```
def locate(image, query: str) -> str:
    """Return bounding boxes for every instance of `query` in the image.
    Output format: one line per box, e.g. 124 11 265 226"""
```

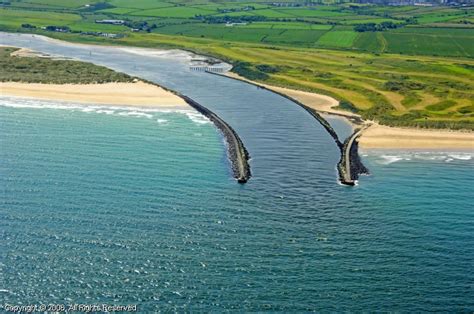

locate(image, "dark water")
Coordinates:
1 33 473 311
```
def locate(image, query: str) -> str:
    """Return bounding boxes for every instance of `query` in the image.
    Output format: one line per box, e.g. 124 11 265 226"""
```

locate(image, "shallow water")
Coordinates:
1 33 473 311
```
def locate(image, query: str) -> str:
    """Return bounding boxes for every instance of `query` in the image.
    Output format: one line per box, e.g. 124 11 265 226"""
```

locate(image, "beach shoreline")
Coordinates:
0 81 188 108
224 72 473 151
359 123 473 150
2 38 472 150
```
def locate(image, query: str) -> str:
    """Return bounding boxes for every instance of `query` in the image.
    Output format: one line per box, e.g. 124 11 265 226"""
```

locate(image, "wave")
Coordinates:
372 151 473 165
448 154 472 161
0 96 210 126
378 155 409 165
184 111 211 125
95 109 114 115
117 111 153 119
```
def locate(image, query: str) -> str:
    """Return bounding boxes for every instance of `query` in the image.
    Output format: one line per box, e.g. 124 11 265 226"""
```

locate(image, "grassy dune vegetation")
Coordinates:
0 47 133 83
0 0 473 129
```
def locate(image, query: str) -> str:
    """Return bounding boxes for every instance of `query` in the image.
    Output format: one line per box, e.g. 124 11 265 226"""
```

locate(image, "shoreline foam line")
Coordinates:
180 95 251 183
213 71 368 186
1 42 251 183
0 93 251 183
138 78 252 184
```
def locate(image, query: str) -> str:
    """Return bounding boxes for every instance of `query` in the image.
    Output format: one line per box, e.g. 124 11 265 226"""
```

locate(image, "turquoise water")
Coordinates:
1 33 473 311
1 99 473 312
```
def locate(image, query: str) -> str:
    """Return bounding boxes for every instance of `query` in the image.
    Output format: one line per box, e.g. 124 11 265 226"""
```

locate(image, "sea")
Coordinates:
1 33 473 312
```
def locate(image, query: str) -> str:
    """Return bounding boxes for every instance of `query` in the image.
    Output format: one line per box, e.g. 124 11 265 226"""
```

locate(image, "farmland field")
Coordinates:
0 0 472 129
275 8 351 17
239 22 332 30
130 7 214 18
0 9 81 29
99 8 138 15
353 32 383 52
11 0 92 8
108 0 173 9
382 30 474 57
317 30 359 47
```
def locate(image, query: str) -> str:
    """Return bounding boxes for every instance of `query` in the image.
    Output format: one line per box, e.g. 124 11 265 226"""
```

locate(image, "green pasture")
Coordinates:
196 3 270 10
275 8 350 18
238 22 332 30
340 18 403 25
382 31 474 57
131 6 214 18
263 29 328 45
214 11 258 17
317 30 359 47
0 8 80 28
98 8 138 15
68 21 128 32
8 0 91 8
108 0 173 9
153 23 328 45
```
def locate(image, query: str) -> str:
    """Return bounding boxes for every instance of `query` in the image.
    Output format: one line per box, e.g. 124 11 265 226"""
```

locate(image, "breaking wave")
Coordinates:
0 96 210 126
372 151 473 165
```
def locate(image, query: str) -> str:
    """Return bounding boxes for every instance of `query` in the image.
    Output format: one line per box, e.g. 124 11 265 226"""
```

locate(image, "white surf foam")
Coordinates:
379 155 407 165
96 109 115 115
448 154 472 161
1 96 212 126
370 151 474 165
117 111 153 119
184 111 211 125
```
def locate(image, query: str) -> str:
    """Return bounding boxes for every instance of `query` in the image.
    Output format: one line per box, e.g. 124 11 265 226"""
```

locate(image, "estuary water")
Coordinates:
1 33 473 311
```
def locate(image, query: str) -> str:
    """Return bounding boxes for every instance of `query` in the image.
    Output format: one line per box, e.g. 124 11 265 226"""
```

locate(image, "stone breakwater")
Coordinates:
181 95 251 183
214 72 369 186
146 72 367 185
140 78 251 183
338 126 370 185
286 101 369 186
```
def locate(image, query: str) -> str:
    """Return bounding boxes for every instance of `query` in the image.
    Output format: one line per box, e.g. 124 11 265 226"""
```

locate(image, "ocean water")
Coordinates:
1 98 473 312
1 33 473 311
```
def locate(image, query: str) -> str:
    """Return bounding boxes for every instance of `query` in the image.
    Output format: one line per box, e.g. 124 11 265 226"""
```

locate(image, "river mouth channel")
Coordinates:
1 32 353 187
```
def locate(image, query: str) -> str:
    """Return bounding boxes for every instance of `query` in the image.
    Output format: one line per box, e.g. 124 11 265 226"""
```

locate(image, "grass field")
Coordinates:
108 0 173 9
317 30 359 47
1 3 472 56
382 29 474 57
0 0 473 129
237 22 332 30
131 7 214 18
11 0 92 9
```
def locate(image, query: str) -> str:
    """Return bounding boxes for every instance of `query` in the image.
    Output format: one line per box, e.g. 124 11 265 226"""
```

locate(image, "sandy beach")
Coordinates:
225 72 473 150
359 123 474 150
0 81 188 107
225 72 352 116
